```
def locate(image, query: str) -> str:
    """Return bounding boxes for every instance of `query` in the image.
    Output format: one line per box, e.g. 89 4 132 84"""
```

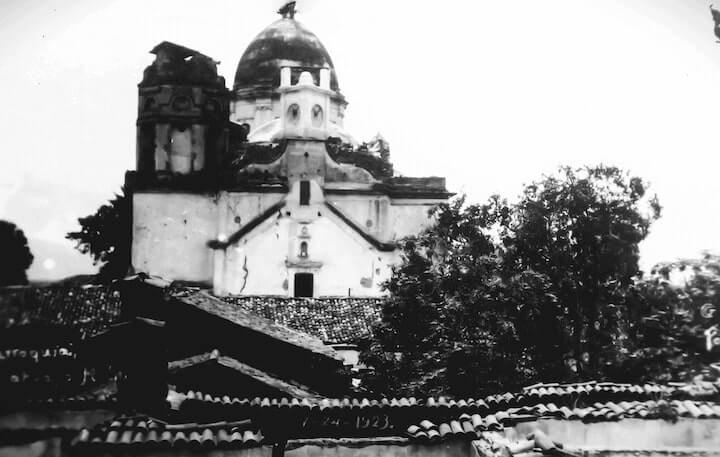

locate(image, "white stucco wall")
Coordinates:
132 192 217 282
326 195 391 241
213 181 399 297
214 192 398 297
507 418 720 451
217 192 286 239
132 183 441 296
132 191 286 284
328 196 442 242
388 200 443 240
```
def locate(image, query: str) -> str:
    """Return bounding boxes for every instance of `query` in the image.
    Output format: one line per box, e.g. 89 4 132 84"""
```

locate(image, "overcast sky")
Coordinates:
1 0 719 280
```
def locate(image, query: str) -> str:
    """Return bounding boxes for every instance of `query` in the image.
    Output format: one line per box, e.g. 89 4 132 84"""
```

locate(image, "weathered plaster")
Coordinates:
328 195 441 242
133 191 287 284
214 194 398 296
388 199 443 241
134 175 436 296
132 192 218 282
68 446 272 457
286 441 471 457
506 418 720 450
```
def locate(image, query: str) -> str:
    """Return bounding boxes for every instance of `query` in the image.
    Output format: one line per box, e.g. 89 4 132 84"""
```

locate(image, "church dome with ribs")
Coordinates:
233 16 340 93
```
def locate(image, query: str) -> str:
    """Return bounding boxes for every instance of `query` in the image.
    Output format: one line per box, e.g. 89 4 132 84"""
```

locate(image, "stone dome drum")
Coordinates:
233 17 340 93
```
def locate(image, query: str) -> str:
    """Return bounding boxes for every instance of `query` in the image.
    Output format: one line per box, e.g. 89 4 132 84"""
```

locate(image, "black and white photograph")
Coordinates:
1 1 720 456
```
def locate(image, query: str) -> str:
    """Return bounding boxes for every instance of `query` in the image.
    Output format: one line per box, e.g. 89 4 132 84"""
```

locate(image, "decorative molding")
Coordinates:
285 260 323 269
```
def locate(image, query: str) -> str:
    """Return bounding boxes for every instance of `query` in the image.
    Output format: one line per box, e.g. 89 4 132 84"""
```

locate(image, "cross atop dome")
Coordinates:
277 1 297 19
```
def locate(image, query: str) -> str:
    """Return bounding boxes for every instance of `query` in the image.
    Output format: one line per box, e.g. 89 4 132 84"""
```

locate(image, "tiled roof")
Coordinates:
210 293 383 344
0 285 124 403
172 390 423 414
45 380 720 450
519 380 720 399
72 416 264 449
0 285 123 340
172 381 720 416
170 289 343 360
166 381 720 439
405 399 720 443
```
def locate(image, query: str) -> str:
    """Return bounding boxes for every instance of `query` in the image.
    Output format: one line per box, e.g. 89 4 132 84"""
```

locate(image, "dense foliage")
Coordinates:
360 196 543 396
622 253 720 382
502 166 661 381
361 165 665 397
0 220 34 286
66 187 131 283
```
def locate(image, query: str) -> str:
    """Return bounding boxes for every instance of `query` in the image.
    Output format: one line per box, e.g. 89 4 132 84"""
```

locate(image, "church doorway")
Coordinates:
294 273 314 297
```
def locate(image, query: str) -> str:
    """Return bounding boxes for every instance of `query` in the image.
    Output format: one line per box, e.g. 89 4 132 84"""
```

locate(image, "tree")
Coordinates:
501 165 661 381
0 220 34 286
360 196 545 397
66 187 131 282
621 253 720 382
360 165 661 396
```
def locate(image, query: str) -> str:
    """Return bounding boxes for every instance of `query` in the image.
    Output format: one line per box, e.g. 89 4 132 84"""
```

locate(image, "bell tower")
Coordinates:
136 42 229 177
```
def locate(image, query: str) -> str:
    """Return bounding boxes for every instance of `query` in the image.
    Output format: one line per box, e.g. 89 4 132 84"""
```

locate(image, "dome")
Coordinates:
233 17 340 93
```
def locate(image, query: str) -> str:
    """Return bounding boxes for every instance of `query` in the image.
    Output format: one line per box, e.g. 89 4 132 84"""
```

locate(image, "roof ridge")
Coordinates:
171 289 343 361
323 201 396 252
208 200 286 250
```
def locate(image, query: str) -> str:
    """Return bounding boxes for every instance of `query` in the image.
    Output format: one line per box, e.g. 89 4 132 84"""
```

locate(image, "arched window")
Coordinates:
299 241 308 258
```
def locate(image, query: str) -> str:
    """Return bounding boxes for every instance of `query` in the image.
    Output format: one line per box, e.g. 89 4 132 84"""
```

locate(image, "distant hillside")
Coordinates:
26 237 97 282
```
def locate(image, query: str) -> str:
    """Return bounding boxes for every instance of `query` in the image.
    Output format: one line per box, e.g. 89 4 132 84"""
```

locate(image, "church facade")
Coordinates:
128 6 451 298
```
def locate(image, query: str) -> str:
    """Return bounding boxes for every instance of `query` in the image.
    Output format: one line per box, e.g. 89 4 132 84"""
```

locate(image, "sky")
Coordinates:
0 0 719 280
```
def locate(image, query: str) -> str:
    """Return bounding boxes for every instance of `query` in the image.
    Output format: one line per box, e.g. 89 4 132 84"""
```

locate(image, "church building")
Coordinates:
5 4 720 457
129 2 451 298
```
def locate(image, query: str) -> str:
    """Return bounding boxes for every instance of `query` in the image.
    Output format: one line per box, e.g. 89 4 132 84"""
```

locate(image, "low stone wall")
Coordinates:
506 418 720 451
562 446 720 457
72 447 272 457
286 438 471 457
